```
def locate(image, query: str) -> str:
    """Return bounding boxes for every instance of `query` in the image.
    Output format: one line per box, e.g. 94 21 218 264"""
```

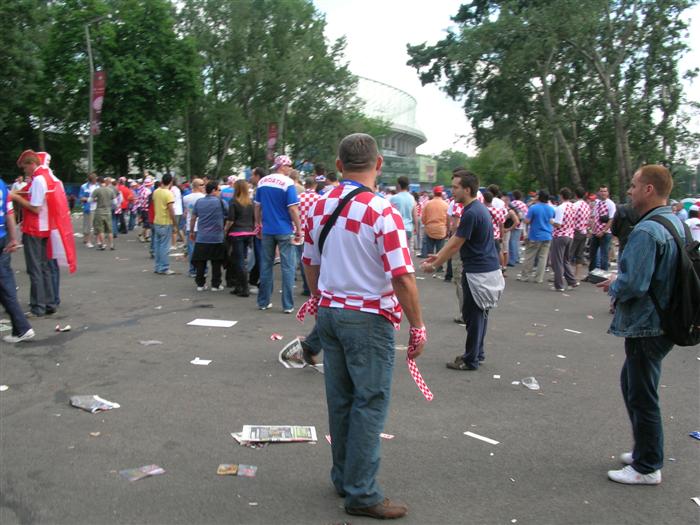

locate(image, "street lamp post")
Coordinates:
85 23 95 176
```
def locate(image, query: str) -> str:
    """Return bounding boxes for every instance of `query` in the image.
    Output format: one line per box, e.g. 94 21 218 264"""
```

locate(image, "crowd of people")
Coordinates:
1 138 697 520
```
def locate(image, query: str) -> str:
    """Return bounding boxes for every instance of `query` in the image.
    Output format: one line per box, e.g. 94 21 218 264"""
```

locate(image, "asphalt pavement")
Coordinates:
1 223 698 525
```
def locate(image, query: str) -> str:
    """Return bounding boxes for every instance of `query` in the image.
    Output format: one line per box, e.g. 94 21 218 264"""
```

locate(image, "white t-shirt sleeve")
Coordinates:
29 176 48 207
553 204 565 225
607 200 616 219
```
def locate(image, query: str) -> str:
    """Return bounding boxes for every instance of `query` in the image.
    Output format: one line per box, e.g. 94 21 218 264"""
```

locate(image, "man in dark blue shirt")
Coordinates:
421 170 504 370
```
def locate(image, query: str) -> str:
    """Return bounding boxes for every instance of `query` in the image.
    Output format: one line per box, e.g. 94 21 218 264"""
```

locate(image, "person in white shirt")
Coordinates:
170 177 185 247
686 205 700 242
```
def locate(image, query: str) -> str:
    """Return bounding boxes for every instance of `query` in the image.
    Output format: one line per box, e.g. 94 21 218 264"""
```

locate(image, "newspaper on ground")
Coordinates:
187 319 237 328
278 338 324 374
70 395 120 413
237 465 258 478
230 432 268 448
119 464 165 481
240 425 317 443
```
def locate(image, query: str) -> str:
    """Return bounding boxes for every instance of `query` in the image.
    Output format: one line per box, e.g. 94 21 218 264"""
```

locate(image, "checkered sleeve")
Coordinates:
377 204 414 278
302 199 322 266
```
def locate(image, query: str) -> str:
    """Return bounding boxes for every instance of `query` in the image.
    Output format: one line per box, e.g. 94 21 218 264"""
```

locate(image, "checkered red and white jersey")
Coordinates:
477 190 484 203
417 195 429 217
447 199 464 218
487 205 507 240
591 199 615 235
511 199 528 229
298 190 320 224
553 202 576 238
572 199 591 234
302 184 414 328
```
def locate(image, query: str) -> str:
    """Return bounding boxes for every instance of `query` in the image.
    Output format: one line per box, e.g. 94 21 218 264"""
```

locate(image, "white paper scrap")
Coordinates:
511 381 520 385
0 385 8 392
692 497 700 507
463 431 499 445
190 357 212 365
564 329 582 334
187 319 238 328
493 375 501 379
556 355 567 359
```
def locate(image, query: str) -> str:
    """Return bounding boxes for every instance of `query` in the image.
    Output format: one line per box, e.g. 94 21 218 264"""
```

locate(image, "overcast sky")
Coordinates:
313 0 700 157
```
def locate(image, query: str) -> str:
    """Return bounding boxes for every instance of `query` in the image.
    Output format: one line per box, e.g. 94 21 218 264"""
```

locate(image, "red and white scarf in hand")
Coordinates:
296 295 319 323
406 326 433 401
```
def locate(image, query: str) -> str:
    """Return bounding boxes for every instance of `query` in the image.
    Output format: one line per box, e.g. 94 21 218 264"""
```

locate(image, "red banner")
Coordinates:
266 122 278 161
91 71 107 135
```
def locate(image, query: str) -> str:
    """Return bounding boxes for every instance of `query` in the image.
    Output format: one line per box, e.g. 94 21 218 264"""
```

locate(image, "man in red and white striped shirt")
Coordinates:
302 133 425 520
550 188 579 291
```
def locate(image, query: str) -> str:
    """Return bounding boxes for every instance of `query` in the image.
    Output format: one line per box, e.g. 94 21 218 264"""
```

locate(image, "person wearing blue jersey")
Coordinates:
0 178 34 343
254 155 302 313
79 172 98 247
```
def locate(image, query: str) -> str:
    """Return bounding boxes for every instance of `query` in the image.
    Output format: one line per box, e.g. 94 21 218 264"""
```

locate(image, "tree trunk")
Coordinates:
539 70 582 188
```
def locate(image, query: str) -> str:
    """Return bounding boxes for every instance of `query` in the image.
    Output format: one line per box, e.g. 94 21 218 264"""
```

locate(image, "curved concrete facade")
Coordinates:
356 77 427 156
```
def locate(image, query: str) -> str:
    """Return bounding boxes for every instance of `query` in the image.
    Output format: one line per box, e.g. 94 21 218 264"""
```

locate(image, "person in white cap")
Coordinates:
254 154 302 312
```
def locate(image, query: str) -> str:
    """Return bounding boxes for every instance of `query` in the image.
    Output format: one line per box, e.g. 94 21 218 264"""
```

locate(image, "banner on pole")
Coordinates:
266 123 278 162
91 71 107 135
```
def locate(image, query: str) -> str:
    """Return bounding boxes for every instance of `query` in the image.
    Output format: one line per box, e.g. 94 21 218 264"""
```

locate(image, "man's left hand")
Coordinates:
3 240 19 253
596 277 615 293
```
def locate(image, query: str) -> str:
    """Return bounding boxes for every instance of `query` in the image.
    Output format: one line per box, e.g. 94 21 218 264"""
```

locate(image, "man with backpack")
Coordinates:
597 164 696 485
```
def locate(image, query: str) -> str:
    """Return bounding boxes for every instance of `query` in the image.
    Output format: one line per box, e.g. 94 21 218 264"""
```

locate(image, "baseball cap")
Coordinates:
271 155 292 171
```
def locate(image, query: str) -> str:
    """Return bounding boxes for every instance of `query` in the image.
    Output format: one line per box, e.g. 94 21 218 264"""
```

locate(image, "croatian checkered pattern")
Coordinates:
302 184 414 328
418 195 429 217
487 205 507 240
407 356 433 401
448 199 464 219
553 202 576 238
134 186 151 211
592 199 611 235
298 190 320 224
573 200 591 234
511 199 528 230
296 295 319 323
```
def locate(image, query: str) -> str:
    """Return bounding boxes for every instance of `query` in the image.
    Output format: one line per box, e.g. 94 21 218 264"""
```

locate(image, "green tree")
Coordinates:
407 0 696 199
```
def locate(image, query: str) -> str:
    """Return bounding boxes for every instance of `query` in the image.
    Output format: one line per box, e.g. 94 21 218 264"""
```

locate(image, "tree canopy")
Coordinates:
0 0 385 182
408 0 699 197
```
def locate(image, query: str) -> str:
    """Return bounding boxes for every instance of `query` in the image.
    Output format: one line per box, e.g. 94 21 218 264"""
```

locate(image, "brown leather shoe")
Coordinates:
345 498 408 519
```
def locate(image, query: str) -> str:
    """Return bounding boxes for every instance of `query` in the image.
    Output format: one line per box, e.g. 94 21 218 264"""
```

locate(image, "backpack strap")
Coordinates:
318 186 373 255
645 214 690 316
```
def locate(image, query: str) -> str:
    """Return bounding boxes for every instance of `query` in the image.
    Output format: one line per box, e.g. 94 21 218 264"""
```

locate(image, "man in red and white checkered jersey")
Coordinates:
589 185 616 272
302 133 425 520
296 177 321 296
570 187 591 279
484 191 507 255
550 188 579 291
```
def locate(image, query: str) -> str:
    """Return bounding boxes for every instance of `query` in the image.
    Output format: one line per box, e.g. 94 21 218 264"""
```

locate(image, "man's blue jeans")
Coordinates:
509 228 522 265
0 236 32 336
424 236 445 269
588 232 612 271
153 224 172 273
317 307 395 509
258 234 295 310
621 336 673 474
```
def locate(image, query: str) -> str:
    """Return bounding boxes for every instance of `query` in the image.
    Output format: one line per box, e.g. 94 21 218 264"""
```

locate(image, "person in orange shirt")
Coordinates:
421 186 449 272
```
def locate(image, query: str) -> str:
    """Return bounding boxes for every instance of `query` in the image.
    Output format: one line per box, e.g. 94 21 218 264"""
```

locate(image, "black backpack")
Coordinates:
647 215 700 346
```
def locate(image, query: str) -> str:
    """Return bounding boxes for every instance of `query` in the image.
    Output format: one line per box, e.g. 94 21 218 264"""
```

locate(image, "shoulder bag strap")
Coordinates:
318 186 372 255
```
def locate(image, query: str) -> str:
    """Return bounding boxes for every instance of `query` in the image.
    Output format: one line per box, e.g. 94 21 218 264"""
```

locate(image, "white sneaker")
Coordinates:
3 328 35 343
211 285 224 291
196 286 208 292
259 303 272 310
620 452 633 465
86 243 94 248
607 465 661 485
283 308 294 314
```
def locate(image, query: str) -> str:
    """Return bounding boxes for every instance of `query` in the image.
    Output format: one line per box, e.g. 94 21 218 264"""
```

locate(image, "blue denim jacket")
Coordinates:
608 206 685 338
